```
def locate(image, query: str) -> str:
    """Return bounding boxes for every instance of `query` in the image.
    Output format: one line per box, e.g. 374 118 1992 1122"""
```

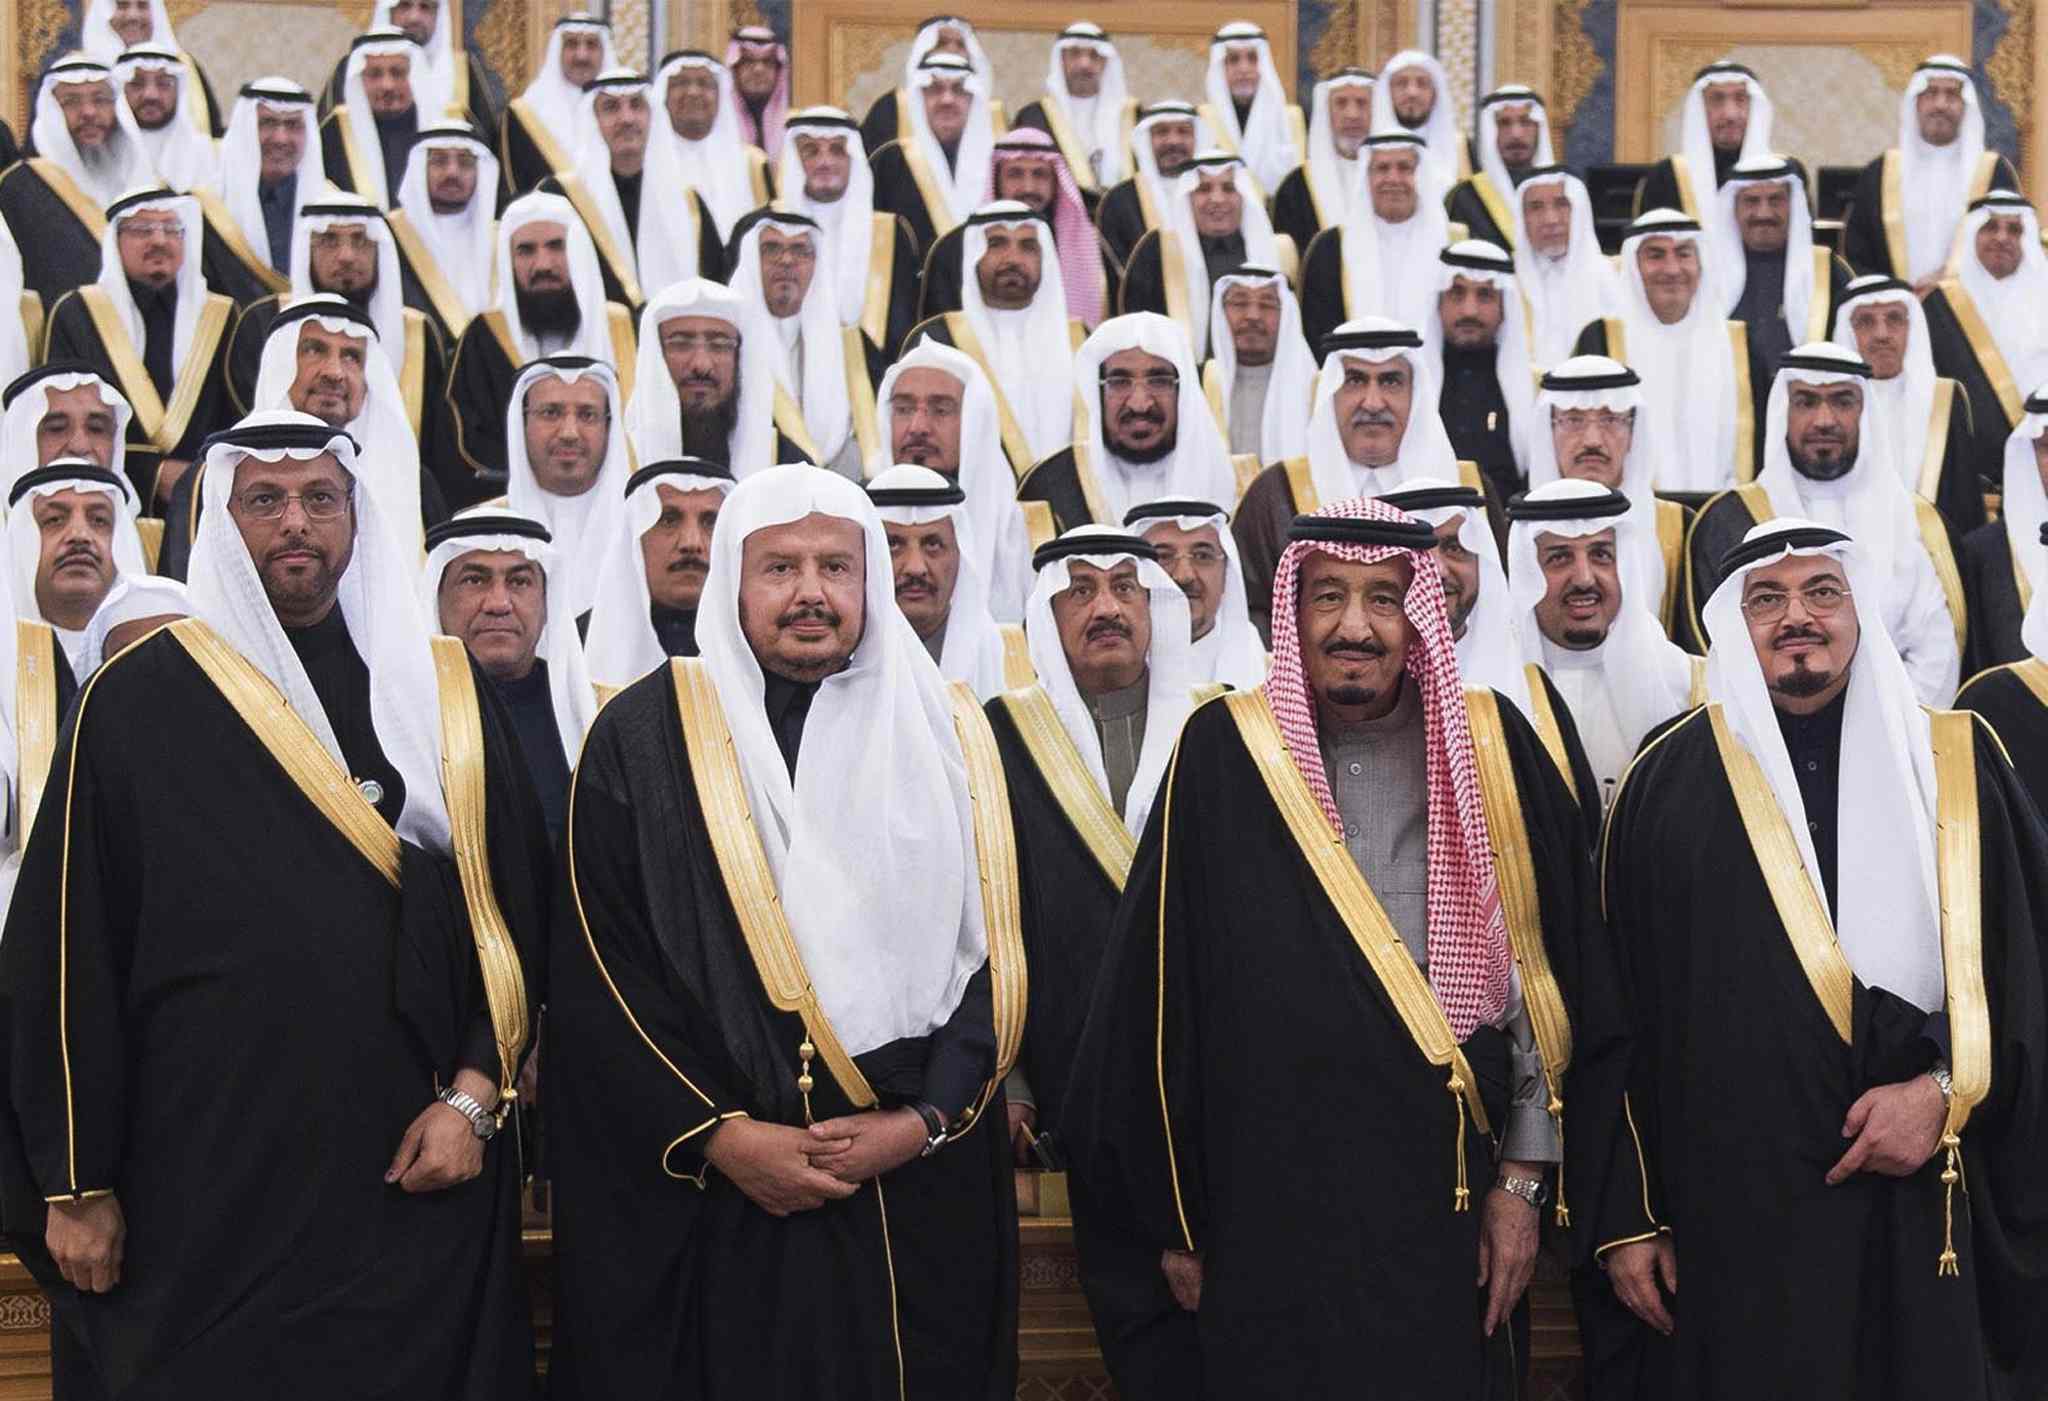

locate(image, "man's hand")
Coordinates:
1007 1101 1038 1166
705 1118 861 1216
1477 1163 1543 1336
47 1195 124 1294
1161 1249 1203 1311
1824 1074 1947 1185
1605 1235 1677 1335
385 1069 494 1193
806 1108 928 1184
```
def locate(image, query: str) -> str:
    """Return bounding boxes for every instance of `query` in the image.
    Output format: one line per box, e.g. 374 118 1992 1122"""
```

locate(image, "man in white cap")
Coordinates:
538 68 723 312
1507 479 1698 799
1510 166 1620 367
726 25 789 159
624 277 816 474
547 463 1024 1400
1921 188 2048 455
1372 49 1466 187
1446 85 1553 251
581 455 733 681
0 58 155 298
197 78 320 303
1013 22 1131 192
1712 155 1846 377
1234 317 1472 634
1297 131 1451 350
1423 241 1535 501
1957 514 2048 806
1270 68 1375 249
1576 208 1759 493
869 463 1025 698
389 119 499 337
1200 266 1315 462
422 505 597 840
870 338 1034 619
1599 515 2048 1401
1121 151 1290 358
723 210 858 474
115 42 216 195
1959 389 2046 672
1845 56 2016 287
44 189 235 513
984 522 1203 1400
905 201 1078 474
1636 61 1799 229
856 14 995 151
1066 495 1612 1400
1126 498 1266 688
1525 357 1690 638
650 50 774 244
868 50 997 257
80 0 222 131
1022 312 1243 537
776 106 923 359
1831 273 1984 532
1204 21 1302 194
444 193 634 494
1095 100 1213 271
8 457 150 674
320 28 425 209
499 12 614 194
0 410 546 1399
1686 344 1962 701
321 0 499 140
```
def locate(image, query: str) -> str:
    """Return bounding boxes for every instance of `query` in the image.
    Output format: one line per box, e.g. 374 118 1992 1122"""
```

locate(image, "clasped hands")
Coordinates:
706 1108 930 1217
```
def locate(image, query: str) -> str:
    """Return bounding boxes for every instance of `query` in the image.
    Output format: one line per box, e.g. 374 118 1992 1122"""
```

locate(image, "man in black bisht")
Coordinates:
1065 496 1631 1398
546 465 1022 1399
1956 520 2048 811
0 410 547 1398
1597 517 2048 1401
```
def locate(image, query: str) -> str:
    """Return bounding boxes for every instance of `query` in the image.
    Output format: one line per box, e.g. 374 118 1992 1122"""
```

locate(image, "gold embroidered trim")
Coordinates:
606 303 638 404
399 311 426 433
77 288 231 452
1805 247 1834 345
861 213 896 348
193 188 289 295
1601 316 1628 365
1667 153 1699 220
1913 496 1969 656
1920 378 1957 503
1153 725 1196 1250
15 622 57 854
1154 229 1192 332
947 682 1027 1087
1283 455 1317 513
1520 664 1580 807
1066 433 1117 526
898 136 960 239
770 382 823 464
844 325 882 467
1471 172 1513 249
1881 150 1909 279
998 624 1035 688
998 684 1134 890
1036 92 1099 194
1930 708 1989 1276
1728 320 1756 483
556 171 645 308
936 311 1036 479
1018 500 1057 554
1655 499 1685 634
133 518 164 573
507 97 574 179
1938 279 2023 425
1202 358 1228 439
27 161 106 242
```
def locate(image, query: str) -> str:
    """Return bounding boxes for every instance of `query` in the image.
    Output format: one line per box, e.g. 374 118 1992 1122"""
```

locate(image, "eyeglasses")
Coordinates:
759 241 817 264
1150 544 1225 569
1739 583 1851 622
118 220 185 240
1100 370 1179 396
662 332 741 356
1551 409 1633 434
523 403 610 427
233 487 349 520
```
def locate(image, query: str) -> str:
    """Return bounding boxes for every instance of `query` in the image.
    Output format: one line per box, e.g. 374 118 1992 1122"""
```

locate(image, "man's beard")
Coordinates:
516 284 583 339
680 381 741 456
315 274 378 315
1789 442 1857 481
1106 422 1177 467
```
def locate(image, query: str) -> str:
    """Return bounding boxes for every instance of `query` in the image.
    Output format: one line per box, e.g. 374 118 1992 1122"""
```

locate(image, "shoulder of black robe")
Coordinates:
1269 165 1321 253
1680 488 1759 652
1928 376 1988 534
0 121 20 168
320 53 347 118
898 310 957 356
858 89 900 154
1632 158 1680 220
1572 318 1611 359
496 102 558 200
1959 520 2027 672
1297 225 1347 366
864 140 938 261
0 161 104 305
0 626 544 1396
1841 156 1891 277
1010 98 1051 134
1117 229 1165 319
1601 703 2048 1396
462 52 501 140
1956 662 2048 814
1016 448 1092 535
1095 178 1146 273
1230 459 1299 642
1921 283 2019 458
443 313 518 500
881 213 923 357
535 171 633 309
1060 689 1616 1385
545 660 1016 1400
196 206 280 309
1445 180 1510 251
225 293 283 415
317 109 357 196
915 222 965 321
186 56 226 138
1529 663 1605 853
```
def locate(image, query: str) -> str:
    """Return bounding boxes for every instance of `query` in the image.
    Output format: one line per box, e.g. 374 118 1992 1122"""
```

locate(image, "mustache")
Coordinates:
1348 408 1398 429
1452 317 1489 333
1085 617 1132 642
526 269 565 287
667 552 708 574
777 601 840 628
1774 625 1827 648
1572 445 1611 464
1322 636 1387 659
1563 585 1605 607
1115 406 1166 427
264 540 326 564
55 543 101 567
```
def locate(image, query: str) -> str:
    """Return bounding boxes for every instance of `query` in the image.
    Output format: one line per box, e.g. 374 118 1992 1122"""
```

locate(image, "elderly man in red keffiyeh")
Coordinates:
1064 494 1636 1400
986 127 1107 328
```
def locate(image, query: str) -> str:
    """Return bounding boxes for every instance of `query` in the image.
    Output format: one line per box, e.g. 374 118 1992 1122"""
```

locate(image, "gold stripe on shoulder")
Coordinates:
1929 706 1989 1274
1599 705 1708 918
946 682 1027 1106
15 621 58 852
1912 496 1968 656
154 295 233 454
1520 664 1579 807
998 684 1134 890
1283 456 1317 513
1920 378 1956 504
77 286 168 442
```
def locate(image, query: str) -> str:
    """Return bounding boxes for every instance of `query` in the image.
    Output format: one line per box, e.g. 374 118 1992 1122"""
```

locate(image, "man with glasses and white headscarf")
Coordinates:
706 212 851 475
1423 241 1535 502
1446 86 1552 251
45 189 235 514
1297 131 1452 351
1372 49 1467 188
1958 387 2048 672
320 0 498 141
115 43 216 195
1831 273 1984 533
1686 343 1962 701
538 67 723 314
1096 100 1215 272
1204 21 1302 195
776 106 923 360
581 455 733 681
1127 498 1266 689
1066 494 1622 1399
81 0 222 132
1921 189 2048 457
1271 68 1375 249
547 463 1024 1400
499 11 614 195
197 78 318 304
1013 22 1131 193
1845 56 2016 287
1021 312 1243 537
1121 151 1289 358
1511 167 1619 368
490 354 630 621
624 277 817 474
856 14 996 151
1598 514 2048 1401
0 408 548 1401
1712 155 1848 381
868 463 1026 699
651 50 774 245
1200 266 1315 462
1235 317 1477 635
320 28 425 209
1636 61 1800 232
388 119 498 337
869 51 997 258
0 57 155 298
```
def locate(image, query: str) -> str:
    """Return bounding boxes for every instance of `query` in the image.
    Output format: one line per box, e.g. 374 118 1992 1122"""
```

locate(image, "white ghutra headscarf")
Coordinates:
1371 49 1461 190
1125 497 1266 689
1305 318 1459 505
395 121 499 323
1203 22 1297 194
502 355 631 621
518 14 617 151
1044 22 1129 187
870 464 1010 700
1475 86 1552 196
1376 477 1526 711
337 28 423 207
1898 56 1986 283
210 78 318 274
31 57 153 208
775 108 875 330
1952 191 2048 397
581 456 733 689
958 201 1074 463
1830 275 1938 497
1207 267 1315 463
1613 208 1740 493
1509 167 1620 367
115 43 217 193
1073 313 1239 523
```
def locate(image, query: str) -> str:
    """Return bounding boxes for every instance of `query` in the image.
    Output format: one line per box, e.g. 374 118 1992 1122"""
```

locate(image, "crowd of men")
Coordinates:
0 6 2037 1399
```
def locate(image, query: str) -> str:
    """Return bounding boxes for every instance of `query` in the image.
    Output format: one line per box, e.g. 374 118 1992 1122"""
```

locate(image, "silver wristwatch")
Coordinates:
439 1086 498 1141
1928 1061 1954 1109
1496 1172 1545 1210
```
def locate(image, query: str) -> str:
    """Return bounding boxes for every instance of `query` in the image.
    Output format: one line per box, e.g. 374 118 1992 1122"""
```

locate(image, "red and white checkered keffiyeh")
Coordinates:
988 128 1105 328
1263 495 1512 1040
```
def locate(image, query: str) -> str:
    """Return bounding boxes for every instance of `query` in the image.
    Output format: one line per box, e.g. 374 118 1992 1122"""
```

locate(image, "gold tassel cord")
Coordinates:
1937 1133 1965 1278
1450 1073 1472 1212
797 1040 816 1126
1548 1078 1571 1228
